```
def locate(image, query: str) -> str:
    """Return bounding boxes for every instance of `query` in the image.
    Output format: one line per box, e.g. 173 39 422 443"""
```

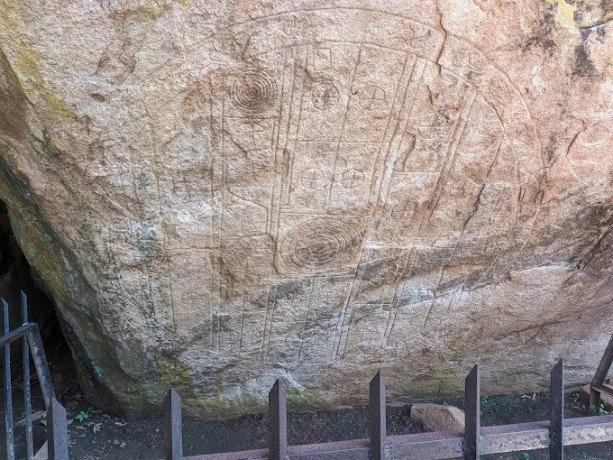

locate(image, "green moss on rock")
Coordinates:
156 355 192 389
286 385 326 412
183 393 265 420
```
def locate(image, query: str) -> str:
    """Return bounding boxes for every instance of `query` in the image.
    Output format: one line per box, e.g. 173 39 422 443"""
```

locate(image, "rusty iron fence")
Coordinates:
163 363 613 460
1 293 69 460
3 294 613 459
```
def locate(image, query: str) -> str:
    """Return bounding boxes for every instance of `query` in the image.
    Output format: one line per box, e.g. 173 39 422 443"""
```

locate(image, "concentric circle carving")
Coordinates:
228 70 277 113
280 219 361 271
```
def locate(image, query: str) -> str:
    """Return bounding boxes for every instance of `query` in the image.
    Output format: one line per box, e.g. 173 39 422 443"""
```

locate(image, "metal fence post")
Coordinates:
2 298 15 460
464 365 480 460
550 359 564 460
164 388 183 460
269 379 287 460
48 397 69 460
590 334 613 411
25 323 56 407
22 292 34 460
369 371 386 460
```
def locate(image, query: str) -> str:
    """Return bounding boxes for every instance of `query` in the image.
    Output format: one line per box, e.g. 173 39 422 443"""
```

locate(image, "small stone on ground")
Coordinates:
410 403 465 432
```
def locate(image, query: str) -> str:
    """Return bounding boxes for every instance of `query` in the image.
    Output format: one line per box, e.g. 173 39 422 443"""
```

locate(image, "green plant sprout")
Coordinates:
75 407 92 423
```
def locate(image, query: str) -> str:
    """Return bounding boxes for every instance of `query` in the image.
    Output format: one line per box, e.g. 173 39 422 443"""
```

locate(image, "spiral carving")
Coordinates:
228 70 277 113
280 219 361 271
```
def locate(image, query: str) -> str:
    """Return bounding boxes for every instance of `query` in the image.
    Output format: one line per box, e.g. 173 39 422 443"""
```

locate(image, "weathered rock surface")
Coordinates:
0 0 612 418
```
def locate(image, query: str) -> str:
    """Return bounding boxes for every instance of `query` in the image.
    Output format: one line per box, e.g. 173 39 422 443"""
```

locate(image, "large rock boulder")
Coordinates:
0 0 611 418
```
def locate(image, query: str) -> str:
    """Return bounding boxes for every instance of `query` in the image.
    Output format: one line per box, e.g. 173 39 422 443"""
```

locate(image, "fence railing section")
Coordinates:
163 361 613 460
1 293 68 460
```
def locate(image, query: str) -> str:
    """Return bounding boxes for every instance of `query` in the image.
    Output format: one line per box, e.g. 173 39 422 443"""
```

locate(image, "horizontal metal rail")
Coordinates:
181 416 613 460
0 323 32 347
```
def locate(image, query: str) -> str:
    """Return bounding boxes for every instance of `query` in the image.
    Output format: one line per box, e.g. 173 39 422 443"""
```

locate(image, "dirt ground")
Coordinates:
2 346 613 460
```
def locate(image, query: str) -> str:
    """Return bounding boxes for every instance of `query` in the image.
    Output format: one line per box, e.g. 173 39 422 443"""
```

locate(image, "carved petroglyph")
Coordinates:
311 81 340 110
4 0 611 417
279 218 362 274
227 69 278 114
159 7 546 364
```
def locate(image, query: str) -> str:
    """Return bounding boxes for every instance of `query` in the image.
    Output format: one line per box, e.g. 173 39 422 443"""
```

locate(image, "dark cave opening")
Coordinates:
0 199 79 400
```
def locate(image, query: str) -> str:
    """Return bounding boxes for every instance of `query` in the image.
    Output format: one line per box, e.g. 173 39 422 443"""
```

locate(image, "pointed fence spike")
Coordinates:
164 388 183 460
268 379 287 460
464 365 480 460
21 291 28 325
369 371 386 460
48 398 69 460
550 359 564 460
